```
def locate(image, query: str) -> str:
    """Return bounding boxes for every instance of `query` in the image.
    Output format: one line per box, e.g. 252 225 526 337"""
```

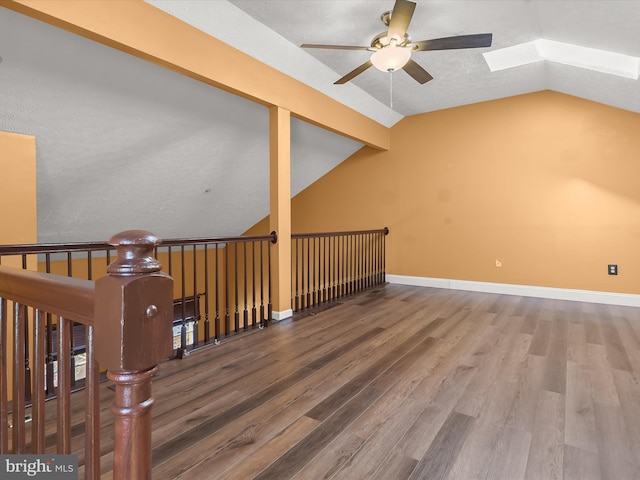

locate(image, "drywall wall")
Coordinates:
276 91 640 295
0 131 37 250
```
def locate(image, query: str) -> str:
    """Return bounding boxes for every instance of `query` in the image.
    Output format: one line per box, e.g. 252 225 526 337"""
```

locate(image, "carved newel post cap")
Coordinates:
107 230 162 275
95 230 173 372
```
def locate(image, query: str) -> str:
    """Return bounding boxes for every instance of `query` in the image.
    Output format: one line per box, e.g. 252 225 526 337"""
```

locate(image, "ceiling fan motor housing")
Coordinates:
371 31 412 50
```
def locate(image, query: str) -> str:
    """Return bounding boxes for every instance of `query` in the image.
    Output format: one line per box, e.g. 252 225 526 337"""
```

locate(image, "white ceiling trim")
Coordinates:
146 0 403 127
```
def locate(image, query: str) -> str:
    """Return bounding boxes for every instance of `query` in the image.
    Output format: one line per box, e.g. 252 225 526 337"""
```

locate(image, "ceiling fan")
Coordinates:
301 0 492 85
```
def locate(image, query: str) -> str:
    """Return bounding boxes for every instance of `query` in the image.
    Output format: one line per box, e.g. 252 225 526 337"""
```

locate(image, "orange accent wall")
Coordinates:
0 130 37 401
280 91 640 295
0 131 37 249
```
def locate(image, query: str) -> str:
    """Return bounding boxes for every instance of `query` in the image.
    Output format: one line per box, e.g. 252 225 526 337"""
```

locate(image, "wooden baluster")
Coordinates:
13 302 26 453
294 239 299 312
234 243 240 333
57 316 71 453
322 237 327 303
214 244 220 343
383 227 389 283
180 245 187 356
0 297 7 453
267 233 274 325
203 244 210 343
32 309 45 453
251 241 257 327
224 244 230 336
243 242 248 330
192 244 199 348
311 238 316 306
84 324 100 480
260 241 265 325
94 231 173 480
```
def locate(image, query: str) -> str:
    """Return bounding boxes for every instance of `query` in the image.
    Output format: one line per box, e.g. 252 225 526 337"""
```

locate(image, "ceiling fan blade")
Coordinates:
335 60 373 84
387 0 416 41
413 33 493 51
402 59 433 84
301 44 370 51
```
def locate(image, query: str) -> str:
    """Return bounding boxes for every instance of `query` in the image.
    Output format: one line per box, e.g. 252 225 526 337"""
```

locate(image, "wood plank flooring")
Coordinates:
84 284 640 479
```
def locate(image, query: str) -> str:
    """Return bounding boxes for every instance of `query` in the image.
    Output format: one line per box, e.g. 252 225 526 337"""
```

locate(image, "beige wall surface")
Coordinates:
286 91 640 295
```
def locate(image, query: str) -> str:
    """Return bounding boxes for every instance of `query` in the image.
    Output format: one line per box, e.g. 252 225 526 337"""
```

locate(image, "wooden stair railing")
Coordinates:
0 230 173 479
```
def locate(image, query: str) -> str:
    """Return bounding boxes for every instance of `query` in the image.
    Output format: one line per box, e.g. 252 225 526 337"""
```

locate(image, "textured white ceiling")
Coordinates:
2 1 640 243
220 0 640 116
0 6 362 243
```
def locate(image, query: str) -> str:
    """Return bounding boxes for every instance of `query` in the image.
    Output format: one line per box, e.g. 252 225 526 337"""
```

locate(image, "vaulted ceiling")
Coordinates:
1 1 639 243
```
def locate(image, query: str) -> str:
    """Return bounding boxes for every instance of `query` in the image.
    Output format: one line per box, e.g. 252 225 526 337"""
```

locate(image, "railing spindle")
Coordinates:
180 245 187 356
243 243 248 330
225 244 230 336
84 324 100 479
12 302 26 453
204 244 210 343
234 244 239 333
294 239 299 311
251 242 257 327
32 309 46 453
322 237 327 303
311 238 316 306
45 310 54 398
87 250 93 280
383 227 388 283
260 240 265 325
193 244 199 348
267 236 272 325
22 304 32 404
57 316 72 453
215 244 221 342
308 238 312 307
0 297 8 453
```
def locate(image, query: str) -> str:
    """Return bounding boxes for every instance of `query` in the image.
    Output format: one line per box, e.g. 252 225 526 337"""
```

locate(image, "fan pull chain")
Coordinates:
389 70 393 110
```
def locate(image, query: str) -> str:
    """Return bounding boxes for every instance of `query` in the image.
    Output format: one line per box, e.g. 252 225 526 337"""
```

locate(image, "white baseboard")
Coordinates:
272 309 293 321
386 274 640 308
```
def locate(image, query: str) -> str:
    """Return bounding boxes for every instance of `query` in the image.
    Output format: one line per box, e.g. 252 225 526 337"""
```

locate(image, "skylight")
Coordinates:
483 39 640 79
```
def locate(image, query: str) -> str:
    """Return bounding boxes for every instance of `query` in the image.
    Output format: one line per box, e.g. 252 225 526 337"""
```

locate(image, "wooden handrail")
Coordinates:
0 230 174 479
291 227 389 239
0 232 278 255
0 265 94 325
0 232 278 352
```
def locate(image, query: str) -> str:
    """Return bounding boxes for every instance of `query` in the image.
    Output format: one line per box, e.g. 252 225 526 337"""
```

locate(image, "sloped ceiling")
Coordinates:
200 0 640 116
1 1 639 243
0 5 363 243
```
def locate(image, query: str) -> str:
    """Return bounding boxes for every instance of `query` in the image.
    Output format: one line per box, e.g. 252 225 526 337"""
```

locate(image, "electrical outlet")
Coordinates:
608 264 618 275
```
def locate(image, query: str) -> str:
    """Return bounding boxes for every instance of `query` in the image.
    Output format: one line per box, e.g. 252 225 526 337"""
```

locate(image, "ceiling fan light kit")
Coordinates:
301 0 492 85
370 42 412 72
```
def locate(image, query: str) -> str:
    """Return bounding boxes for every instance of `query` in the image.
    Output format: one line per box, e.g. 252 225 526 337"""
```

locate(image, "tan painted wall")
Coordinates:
0 130 37 401
0 131 37 248
273 91 640 295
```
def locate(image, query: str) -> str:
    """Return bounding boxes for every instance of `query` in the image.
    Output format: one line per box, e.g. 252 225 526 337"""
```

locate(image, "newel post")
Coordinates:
94 231 173 480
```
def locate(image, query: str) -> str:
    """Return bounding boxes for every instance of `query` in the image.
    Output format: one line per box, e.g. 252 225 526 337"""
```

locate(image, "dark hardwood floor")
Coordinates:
92 284 640 479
